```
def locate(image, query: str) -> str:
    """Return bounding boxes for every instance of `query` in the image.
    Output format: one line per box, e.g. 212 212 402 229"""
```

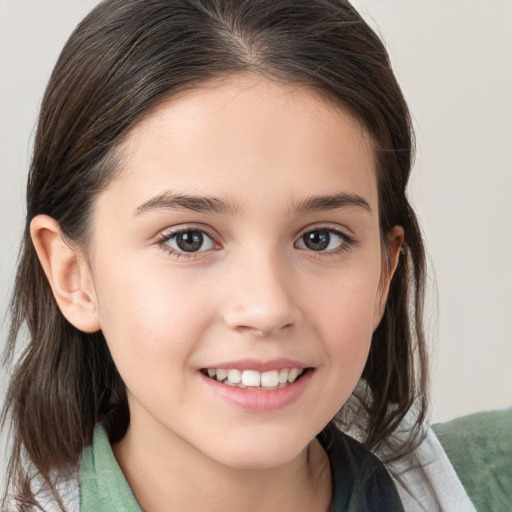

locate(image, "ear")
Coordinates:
372 225 404 330
30 215 101 333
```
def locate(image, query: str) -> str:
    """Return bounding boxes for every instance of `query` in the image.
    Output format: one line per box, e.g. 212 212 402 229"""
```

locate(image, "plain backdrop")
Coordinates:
1 0 511 485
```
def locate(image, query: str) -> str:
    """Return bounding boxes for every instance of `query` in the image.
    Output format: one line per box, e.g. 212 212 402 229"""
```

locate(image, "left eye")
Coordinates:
296 229 346 252
165 230 216 253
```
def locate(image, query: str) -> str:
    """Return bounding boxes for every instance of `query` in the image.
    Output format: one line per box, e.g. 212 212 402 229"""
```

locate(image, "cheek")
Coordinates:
309 262 381 332
305 265 380 378
91 258 213 382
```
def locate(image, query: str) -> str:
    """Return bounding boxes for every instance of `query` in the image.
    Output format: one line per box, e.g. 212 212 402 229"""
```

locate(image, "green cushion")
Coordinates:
433 409 512 512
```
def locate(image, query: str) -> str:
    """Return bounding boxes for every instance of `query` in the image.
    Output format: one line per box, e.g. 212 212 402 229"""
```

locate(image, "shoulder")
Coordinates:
2 473 80 512
319 423 395 480
318 424 404 512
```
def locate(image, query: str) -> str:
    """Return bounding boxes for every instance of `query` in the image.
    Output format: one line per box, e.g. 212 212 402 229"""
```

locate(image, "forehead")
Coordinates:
104 74 378 215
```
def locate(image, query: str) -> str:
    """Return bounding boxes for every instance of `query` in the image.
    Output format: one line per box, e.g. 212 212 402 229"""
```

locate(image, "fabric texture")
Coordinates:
77 424 404 512
318 425 404 511
433 409 512 512
4 407 478 511
2 475 80 512
365 407 477 512
79 426 140 511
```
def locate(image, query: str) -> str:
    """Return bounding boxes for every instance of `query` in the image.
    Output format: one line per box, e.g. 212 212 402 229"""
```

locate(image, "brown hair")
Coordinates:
2 0 428 506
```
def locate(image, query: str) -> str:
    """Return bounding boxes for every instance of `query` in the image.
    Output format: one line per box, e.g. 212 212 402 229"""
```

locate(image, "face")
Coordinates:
85 75 396 470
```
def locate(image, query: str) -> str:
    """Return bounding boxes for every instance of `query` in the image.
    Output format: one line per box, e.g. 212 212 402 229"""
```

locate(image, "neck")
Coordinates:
113 424 332 512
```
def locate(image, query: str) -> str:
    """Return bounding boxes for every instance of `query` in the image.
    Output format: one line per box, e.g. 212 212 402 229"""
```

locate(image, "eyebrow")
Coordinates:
135 192 241 216
135 191 371 217
294 193 371 213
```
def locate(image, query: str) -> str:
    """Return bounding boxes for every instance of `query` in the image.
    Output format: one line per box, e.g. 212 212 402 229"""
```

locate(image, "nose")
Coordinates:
222 251 303 337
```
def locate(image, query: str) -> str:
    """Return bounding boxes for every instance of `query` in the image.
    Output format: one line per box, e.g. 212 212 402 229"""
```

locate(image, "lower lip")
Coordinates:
200 370 313 412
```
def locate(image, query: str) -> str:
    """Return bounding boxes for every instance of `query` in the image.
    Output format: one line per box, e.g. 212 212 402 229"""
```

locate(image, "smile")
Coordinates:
200 365 314 411
201 368 305 390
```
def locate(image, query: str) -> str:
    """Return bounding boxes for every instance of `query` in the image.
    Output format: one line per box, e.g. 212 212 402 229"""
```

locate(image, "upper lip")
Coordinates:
201 358 310 372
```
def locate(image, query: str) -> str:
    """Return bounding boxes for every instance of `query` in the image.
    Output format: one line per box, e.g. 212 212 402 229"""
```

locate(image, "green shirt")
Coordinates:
79 424 403 512
80 427 141 511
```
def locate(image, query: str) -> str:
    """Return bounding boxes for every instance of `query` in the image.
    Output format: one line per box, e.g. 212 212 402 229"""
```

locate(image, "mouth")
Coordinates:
200 367 310 390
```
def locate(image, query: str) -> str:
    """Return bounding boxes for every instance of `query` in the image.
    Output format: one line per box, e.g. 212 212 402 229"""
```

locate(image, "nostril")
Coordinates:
229 322 294 337
223 303 303 337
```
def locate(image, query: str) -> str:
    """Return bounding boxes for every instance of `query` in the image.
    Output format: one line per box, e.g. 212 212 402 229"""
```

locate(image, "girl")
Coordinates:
1 0 475 510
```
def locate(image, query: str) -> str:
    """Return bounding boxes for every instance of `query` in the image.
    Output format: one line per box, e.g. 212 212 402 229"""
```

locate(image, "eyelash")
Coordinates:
295 226 356 257
156 226 219 260
156 225 356 260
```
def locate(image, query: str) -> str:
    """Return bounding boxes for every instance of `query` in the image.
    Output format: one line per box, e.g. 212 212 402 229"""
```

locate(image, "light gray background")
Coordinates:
1 0 511 483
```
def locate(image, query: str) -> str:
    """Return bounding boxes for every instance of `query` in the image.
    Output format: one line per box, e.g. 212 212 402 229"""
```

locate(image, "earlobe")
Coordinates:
372 225 405 329
30 215 101 333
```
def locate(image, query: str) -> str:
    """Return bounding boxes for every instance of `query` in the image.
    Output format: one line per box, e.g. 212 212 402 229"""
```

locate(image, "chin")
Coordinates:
215 451 303 472
202 431 313 471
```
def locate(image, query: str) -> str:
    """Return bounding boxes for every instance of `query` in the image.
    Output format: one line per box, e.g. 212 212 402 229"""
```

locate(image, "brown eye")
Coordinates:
176 231 204 252
303 230 330 251
296 229 346 252
165 230 216 253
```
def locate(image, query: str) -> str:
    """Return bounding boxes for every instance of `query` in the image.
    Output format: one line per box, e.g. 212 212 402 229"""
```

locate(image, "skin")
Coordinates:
31 74 403 511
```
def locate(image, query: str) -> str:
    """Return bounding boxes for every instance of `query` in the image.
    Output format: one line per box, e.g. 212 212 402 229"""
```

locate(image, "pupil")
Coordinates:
177 231 203 252
304 230 330 251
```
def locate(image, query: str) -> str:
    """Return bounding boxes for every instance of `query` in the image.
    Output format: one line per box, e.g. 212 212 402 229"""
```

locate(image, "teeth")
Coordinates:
205 367 305 389
261 370 279 387
227 369 242 384
241 370 260 387
278 369 289 384
288 368 300 382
